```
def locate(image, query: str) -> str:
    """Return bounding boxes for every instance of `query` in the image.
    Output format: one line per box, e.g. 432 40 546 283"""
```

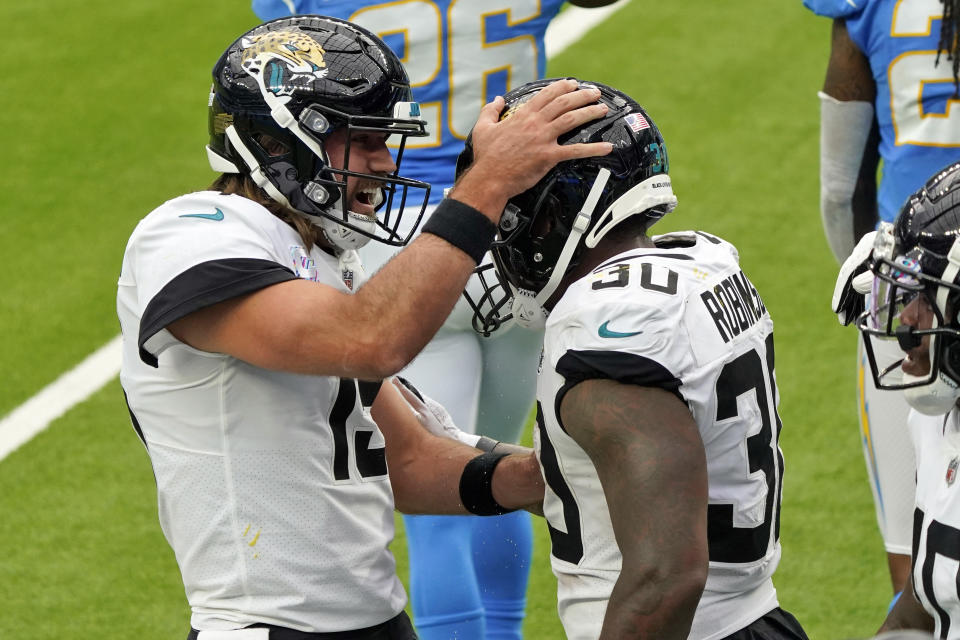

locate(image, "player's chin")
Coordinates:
902 353 932 377
348 202 377 218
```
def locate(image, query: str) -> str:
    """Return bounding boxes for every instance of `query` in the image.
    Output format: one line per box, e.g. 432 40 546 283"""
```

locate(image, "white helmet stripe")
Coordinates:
584 173 678 249
510 168 612 330
225 124 296 210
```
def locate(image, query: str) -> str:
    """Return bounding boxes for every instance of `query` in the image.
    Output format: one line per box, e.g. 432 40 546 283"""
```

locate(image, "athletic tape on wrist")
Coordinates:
475 436 501 453
459 452 516 516
421 198 496 265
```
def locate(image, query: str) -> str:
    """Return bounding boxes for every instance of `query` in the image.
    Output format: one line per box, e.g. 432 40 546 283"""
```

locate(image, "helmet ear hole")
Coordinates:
254 133 290 157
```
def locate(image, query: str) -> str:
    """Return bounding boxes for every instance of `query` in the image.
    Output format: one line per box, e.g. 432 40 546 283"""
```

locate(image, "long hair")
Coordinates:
208 173 323 249
939 0 960 95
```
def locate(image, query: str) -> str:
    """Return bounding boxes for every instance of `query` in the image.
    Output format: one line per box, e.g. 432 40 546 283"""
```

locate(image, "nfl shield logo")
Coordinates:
342 269 355 291
947 457 959 486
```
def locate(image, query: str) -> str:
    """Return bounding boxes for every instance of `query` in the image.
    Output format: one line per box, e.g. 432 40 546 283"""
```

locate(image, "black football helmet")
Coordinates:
857 162 960 415
459 78 677 335
207 15 430 250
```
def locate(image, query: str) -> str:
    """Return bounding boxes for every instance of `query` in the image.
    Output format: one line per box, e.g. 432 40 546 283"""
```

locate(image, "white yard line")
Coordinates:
0 0 631 463
545 0 631 59
0 335 122 461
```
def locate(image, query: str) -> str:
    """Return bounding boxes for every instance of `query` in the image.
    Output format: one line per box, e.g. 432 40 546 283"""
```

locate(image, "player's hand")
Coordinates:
392 377 482 448
832 229 878 325
453 79 613 216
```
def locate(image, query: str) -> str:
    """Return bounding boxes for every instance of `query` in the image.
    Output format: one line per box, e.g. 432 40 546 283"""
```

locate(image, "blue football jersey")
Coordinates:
252 0 567 205
804 0 960 222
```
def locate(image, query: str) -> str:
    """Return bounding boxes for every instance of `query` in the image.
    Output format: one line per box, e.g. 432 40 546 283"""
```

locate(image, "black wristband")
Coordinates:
459 452 516 516
421 198 497 265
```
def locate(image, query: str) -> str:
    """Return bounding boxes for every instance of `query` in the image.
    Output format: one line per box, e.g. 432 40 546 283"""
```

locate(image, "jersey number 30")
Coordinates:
539 332 784 566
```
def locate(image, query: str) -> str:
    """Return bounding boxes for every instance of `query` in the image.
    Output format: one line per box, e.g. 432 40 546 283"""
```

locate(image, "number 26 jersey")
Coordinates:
250 0 566 204
536 231 785 640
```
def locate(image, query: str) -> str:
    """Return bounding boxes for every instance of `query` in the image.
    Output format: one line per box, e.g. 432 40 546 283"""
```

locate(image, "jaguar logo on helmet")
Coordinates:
500 94 535 121
239 30 328 96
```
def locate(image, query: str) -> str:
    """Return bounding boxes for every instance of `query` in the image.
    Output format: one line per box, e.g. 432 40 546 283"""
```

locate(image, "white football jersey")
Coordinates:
909 408 960 639
117 191 405 632
536 231 783 640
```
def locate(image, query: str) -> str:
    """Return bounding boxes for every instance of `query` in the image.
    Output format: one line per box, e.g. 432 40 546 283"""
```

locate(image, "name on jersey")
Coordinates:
700 270 767 343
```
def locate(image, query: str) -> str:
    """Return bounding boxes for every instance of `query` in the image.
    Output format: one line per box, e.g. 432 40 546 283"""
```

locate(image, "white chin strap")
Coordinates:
904 239 960 415
904 371 960 415
511 168 611 330
318 212 376 251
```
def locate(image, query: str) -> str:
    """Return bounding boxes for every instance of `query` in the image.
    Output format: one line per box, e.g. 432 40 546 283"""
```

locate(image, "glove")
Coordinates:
392 377 482 448
831 229 877 325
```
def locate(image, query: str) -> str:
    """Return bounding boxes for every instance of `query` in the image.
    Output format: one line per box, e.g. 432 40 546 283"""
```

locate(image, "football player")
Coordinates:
838 162 960 638
460 78 807 640
247 2 621 638
804 0 960 597
117 16 612 639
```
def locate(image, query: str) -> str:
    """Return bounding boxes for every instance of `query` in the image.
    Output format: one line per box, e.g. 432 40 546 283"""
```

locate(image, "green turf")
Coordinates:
0 0 259 417
0 1 893 638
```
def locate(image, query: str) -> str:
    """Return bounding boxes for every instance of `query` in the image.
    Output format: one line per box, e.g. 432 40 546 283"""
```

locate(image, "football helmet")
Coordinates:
207 16 430 250
460 78 677 335
857 162 960 415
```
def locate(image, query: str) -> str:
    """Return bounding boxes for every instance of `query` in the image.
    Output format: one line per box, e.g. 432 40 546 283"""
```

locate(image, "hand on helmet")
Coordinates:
832 230 877 325
392 377 482 448
455 79 613 214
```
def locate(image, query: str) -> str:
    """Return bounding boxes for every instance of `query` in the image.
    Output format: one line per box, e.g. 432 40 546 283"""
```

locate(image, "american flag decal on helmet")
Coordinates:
624 112 650 132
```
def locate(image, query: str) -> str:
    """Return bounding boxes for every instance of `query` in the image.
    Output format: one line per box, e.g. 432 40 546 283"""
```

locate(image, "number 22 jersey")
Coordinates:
536 231 785 640
803 0 960 222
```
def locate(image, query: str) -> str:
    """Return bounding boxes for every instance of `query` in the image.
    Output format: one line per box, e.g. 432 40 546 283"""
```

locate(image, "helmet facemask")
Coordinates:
857 231 960 414
465 168 613 335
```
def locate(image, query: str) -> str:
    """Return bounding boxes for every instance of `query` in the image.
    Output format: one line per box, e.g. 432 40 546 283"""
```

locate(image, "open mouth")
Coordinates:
351 184 385 215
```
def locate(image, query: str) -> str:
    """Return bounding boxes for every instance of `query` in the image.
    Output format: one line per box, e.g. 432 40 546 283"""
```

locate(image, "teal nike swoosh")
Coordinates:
598 321 643 339
179 208 224 221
